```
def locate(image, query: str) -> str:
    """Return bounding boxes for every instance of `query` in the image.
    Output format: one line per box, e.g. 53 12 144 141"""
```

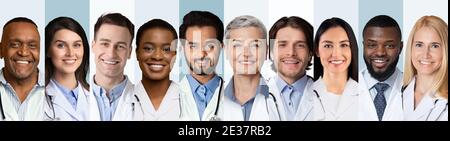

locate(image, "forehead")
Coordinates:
320 27 348 42
96 24 131 41
53 29 81 41
364 26 400 40
3 22 40 40
276 26 306 40
142 28 174 41
229 27 264 40
185 26 217 40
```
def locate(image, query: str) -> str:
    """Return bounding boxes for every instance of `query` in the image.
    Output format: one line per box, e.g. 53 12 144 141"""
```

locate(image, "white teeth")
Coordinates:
103 60 118 65
282 60 299 64
16 61 30 64
330 60 343 64
150 65 163 68
373 60 385 63
64 59 76 64
419 61 431 65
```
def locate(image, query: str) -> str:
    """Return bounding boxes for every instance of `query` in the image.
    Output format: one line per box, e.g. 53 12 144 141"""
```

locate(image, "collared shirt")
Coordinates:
363 68 400 102
93 76 128 121
0 69 45 121
186 75 221 119
51 79 79 110
275 75 308 120
224 76 269 121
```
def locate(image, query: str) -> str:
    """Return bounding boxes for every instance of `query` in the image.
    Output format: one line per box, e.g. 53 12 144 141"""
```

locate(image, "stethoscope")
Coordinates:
0 94 5 120
208 77 223 121
177 76 281 121
178 77 224 121
209 78 282 121
313 90 326 116
400 86 448 120
267 92 281 121
44 93 58 121
44 81 87 121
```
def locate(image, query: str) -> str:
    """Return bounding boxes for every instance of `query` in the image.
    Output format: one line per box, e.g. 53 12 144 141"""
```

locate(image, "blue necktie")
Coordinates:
374 83 389 121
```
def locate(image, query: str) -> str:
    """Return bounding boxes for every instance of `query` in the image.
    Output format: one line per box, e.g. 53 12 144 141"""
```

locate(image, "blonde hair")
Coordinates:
403 15 448 99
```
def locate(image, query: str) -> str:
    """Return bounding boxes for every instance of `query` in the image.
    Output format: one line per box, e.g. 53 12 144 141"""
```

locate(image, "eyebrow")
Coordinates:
55 40 82 43
99 38 111 42
321 40 333 44
339 40 350 44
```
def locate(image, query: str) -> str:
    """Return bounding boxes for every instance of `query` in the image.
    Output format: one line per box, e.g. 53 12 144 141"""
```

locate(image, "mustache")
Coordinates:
193 57 212 63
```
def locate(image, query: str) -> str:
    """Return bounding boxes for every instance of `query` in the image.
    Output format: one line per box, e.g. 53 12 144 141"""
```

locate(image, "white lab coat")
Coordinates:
267 75 315 121
402 77 448 121
102 80 135 121
219 77 280 121
311 77 359 121
358 69 404 121
0 85 45 121
132 81 180 121
178 76 224 121
44 80 100 121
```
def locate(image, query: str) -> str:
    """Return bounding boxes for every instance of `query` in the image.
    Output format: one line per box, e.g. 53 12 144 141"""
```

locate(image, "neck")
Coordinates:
233 74 260 105
191 73 215 84
141 76 171 110
94 73 125 92
54 71 77 90
280 72 305 85
323 71 348 95
415 74 434 94
3 69 38 102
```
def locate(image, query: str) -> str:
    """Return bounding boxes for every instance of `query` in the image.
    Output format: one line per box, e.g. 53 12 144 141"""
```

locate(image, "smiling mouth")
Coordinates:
419 60 432 65
238 60 256 65
281 60 300 64
102 59 119 65
16 60 31 64
63 59 77 64
330 60 344 64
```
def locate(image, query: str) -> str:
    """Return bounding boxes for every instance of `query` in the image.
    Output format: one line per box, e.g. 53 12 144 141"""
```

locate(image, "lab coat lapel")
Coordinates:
179 76 200 120
382 72 403 121
358 71 378 121
46 83 81 120
335 79 358 119
296 78 314 121
156 82 180 119
267 78 287 121
112 80 134 121
249 93 269 121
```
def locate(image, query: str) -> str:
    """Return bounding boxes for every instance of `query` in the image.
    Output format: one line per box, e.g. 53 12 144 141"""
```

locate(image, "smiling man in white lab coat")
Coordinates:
91 13 135 121
267 16 315 121
359 15 404 121
178 11 224 121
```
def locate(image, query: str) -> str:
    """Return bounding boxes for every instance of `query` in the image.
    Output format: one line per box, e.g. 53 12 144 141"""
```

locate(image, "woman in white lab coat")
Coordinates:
219 15 280 121
402 16 448 121
132 19 180 121
44 17 100 121
311 17 359 121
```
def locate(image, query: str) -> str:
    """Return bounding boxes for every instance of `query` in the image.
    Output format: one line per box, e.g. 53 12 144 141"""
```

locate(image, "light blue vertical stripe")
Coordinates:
179 0 225 80
359 0 403 72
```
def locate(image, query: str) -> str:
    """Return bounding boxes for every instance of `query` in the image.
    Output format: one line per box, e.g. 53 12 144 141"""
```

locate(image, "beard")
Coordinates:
189 57 215 76
365 57 398 82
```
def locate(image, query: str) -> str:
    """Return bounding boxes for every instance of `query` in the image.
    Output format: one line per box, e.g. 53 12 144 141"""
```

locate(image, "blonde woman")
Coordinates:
402 16 448 121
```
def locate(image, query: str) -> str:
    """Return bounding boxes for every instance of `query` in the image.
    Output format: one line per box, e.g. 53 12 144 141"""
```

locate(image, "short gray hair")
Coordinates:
224 15 267 40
